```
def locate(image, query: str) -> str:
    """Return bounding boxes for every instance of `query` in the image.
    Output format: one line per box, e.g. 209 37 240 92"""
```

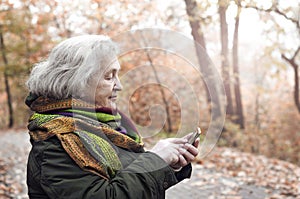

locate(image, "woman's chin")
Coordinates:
94 99 116 108
102 102 117 110
110 103 117 110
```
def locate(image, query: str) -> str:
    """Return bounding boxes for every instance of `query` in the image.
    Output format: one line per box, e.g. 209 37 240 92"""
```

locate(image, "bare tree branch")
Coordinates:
245 3 300 114
243 5 299 28
282 46 300 66
292 46 300 61
273 7 299 26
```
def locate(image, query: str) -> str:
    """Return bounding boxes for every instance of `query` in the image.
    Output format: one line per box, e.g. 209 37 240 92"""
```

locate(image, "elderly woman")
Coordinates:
25 35 199 199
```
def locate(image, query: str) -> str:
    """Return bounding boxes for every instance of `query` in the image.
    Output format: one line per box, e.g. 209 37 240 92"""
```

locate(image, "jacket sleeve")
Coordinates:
34 136 189 199
175 163 192 182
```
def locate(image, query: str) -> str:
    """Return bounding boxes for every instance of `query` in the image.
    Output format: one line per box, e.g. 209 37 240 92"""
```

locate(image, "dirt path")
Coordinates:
0 129 30 199
166 164 270 199
0 130 299 199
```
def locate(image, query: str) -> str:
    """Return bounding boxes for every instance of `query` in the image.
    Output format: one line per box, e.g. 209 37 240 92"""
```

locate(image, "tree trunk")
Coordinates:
254 90 261 129
146 52 173 132
184 0 225 129
282 49 300 113
139 34 173 132
0 26 14 128
219 0 234 116
232 3 244 128
293 64 299 113
184 0 211 104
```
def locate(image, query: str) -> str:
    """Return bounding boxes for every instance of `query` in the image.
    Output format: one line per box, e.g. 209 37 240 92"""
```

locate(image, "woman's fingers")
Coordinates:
150 136 199 167
178 154 187 166
168 137 188 144
193 138 200 148
176 143 199 164
184 143 199 156
179 148 196 163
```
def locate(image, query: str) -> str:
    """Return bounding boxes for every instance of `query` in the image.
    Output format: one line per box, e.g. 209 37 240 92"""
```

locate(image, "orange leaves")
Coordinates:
200 147 300 198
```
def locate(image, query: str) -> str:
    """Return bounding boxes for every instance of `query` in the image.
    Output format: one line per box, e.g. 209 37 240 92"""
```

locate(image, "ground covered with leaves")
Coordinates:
168 147 300 199
0 130 299 199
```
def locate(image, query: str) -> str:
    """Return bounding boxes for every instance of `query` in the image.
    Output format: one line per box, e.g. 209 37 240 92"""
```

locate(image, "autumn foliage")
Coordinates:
0 0 299 166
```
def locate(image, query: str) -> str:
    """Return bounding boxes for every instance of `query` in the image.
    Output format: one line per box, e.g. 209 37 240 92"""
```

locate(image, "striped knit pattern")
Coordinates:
26 96 144 179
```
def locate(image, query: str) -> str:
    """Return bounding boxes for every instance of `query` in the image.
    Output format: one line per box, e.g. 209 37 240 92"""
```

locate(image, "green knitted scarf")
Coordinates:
26 96 144 179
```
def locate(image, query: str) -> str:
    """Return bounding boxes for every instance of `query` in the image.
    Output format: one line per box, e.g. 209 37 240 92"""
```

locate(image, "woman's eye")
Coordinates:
105 74 113 80
104 70 117 81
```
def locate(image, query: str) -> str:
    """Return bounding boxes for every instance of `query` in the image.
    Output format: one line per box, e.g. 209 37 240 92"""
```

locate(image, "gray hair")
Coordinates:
26 35 118 99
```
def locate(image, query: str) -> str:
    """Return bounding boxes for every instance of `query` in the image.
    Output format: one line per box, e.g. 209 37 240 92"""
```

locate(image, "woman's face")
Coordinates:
89 60 123 109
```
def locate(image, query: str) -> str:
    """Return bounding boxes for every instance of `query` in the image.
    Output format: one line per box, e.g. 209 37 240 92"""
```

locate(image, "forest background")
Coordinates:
0 0 299 165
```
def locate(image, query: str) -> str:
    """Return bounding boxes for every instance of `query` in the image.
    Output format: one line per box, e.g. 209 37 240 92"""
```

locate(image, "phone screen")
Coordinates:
188 127 201 144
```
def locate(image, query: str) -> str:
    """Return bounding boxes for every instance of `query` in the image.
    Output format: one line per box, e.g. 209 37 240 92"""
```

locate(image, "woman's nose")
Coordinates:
114 77 123 91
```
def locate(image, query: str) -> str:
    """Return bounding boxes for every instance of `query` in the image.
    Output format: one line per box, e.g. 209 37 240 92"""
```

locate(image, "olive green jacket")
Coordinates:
27 136 192 199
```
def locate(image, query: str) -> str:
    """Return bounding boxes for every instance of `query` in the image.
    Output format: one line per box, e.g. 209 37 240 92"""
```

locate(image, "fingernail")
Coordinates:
185 143 191 147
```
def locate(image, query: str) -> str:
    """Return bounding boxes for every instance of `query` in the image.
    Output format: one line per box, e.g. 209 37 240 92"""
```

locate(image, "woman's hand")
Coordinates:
170 132 199 169
149 133 199 169
149 138 187 166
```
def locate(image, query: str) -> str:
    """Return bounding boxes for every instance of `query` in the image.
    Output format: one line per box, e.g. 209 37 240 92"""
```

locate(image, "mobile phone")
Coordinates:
188 127 201 144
